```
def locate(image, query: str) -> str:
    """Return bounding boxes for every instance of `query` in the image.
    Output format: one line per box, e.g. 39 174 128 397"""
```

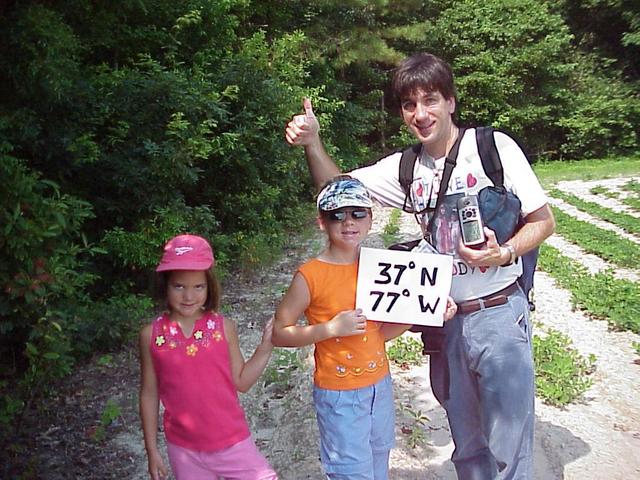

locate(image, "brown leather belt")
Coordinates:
458 282 520 314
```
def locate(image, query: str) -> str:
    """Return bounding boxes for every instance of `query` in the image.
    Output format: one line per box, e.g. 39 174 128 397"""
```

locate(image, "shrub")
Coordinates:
386 335 424 367
0 154 98 437
534 328 596 406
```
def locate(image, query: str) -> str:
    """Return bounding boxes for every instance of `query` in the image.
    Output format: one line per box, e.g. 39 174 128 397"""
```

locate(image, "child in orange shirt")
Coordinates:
273 177 456 479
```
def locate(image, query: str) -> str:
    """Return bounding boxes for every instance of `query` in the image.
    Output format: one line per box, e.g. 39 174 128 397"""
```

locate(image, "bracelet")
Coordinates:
502 244 517 266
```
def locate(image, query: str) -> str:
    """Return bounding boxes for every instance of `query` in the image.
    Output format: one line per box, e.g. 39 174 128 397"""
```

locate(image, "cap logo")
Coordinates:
174 246 194 256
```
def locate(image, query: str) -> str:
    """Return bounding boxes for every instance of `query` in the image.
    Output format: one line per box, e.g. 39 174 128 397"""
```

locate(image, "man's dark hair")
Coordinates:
391 53 457 108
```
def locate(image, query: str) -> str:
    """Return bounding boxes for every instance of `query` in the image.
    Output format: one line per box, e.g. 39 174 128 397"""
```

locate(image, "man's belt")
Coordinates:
458 282 520 314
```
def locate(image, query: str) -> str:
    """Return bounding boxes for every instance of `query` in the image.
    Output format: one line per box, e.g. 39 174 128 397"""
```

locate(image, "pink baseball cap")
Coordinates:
156 234 215 272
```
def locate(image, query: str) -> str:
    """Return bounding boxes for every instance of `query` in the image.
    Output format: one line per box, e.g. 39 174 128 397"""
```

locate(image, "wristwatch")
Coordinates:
501 244 517 266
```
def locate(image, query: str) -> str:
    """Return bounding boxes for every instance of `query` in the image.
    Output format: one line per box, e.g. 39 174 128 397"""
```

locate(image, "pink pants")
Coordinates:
167 436 278 480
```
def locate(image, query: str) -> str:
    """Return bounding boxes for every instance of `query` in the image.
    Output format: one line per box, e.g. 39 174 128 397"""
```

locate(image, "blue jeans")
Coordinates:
430 287 534 480
313 374 395 480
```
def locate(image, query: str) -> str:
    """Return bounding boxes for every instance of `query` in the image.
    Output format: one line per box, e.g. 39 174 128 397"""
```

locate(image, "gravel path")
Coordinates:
548 196 640 244
554 178 640 218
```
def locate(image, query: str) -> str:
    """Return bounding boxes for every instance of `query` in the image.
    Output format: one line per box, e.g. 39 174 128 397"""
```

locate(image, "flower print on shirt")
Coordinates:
153 313 224 354
186 344 198 356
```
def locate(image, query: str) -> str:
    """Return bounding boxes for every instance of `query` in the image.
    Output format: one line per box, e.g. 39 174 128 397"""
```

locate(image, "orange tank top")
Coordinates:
298 258 389 390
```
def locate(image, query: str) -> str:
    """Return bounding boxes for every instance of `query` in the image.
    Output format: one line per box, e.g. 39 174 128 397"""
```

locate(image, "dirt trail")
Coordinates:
17 178 640 479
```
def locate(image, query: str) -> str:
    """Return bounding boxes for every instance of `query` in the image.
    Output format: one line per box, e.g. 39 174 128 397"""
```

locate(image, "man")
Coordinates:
285 53 555 479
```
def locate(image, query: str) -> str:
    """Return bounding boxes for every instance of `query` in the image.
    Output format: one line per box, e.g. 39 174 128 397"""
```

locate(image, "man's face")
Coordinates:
400 89 455 156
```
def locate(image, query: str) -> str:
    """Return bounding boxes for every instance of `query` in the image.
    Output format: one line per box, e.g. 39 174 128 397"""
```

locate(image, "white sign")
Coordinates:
356 247 453 326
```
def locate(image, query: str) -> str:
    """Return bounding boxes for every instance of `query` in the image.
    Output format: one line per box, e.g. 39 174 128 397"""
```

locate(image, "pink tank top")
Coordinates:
150 311 250 451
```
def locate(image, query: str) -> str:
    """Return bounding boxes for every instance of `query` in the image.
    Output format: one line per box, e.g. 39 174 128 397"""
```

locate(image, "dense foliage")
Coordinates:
0 0 638 455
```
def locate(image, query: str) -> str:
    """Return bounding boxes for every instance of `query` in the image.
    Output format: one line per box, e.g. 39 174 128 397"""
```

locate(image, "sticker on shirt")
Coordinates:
425 193 464 256
411 176 433 212
410 170 472 215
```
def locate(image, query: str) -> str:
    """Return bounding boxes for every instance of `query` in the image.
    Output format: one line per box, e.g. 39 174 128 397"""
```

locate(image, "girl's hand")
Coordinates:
329 309 367 337
260 316 275 349
147 448 168 480
444 296 458 321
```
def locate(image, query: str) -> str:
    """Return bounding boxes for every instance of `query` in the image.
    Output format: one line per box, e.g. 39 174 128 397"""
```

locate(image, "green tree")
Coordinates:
557 55 640 158
549 0 640 79
0 154 98 438
245 0 433 161
0 1 317 450
413 0 574 158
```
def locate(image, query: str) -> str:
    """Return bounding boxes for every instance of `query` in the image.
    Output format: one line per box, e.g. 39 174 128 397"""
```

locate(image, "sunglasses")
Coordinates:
323 208 370 222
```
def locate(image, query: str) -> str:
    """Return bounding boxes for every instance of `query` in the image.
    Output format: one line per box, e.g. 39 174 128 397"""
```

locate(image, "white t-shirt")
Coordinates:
351 128 548 302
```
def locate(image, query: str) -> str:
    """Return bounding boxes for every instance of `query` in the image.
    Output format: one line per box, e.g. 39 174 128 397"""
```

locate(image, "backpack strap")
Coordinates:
475 126 504 187
425 129 465 235
399 143 422 213
476 126 538 310
398 128 466 213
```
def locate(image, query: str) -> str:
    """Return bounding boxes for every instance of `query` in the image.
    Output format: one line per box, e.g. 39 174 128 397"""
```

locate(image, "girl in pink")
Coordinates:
139 234 277 480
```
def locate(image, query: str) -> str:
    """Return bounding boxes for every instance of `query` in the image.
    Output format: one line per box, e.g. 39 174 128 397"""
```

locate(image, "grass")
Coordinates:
550 206 640 270
380 209 402 247
622 196 640 211
548 188 640 236
590 185 620 199
533 156 640 187
622 179 640 195
386 334 424 367
537 244 640 333
621 180 640 211
533 328 596 406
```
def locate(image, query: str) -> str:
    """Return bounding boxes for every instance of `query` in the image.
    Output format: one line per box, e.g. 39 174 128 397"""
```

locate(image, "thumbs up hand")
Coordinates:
285 97 321 147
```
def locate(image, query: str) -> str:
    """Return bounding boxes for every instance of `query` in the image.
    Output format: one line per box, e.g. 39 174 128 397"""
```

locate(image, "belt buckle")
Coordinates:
460 293 508 314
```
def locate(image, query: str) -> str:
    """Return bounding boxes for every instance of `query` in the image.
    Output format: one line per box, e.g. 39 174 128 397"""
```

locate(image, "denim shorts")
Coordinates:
313 374 395 480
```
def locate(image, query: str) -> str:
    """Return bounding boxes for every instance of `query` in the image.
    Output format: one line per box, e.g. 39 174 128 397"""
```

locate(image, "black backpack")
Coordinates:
397 126 538 312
